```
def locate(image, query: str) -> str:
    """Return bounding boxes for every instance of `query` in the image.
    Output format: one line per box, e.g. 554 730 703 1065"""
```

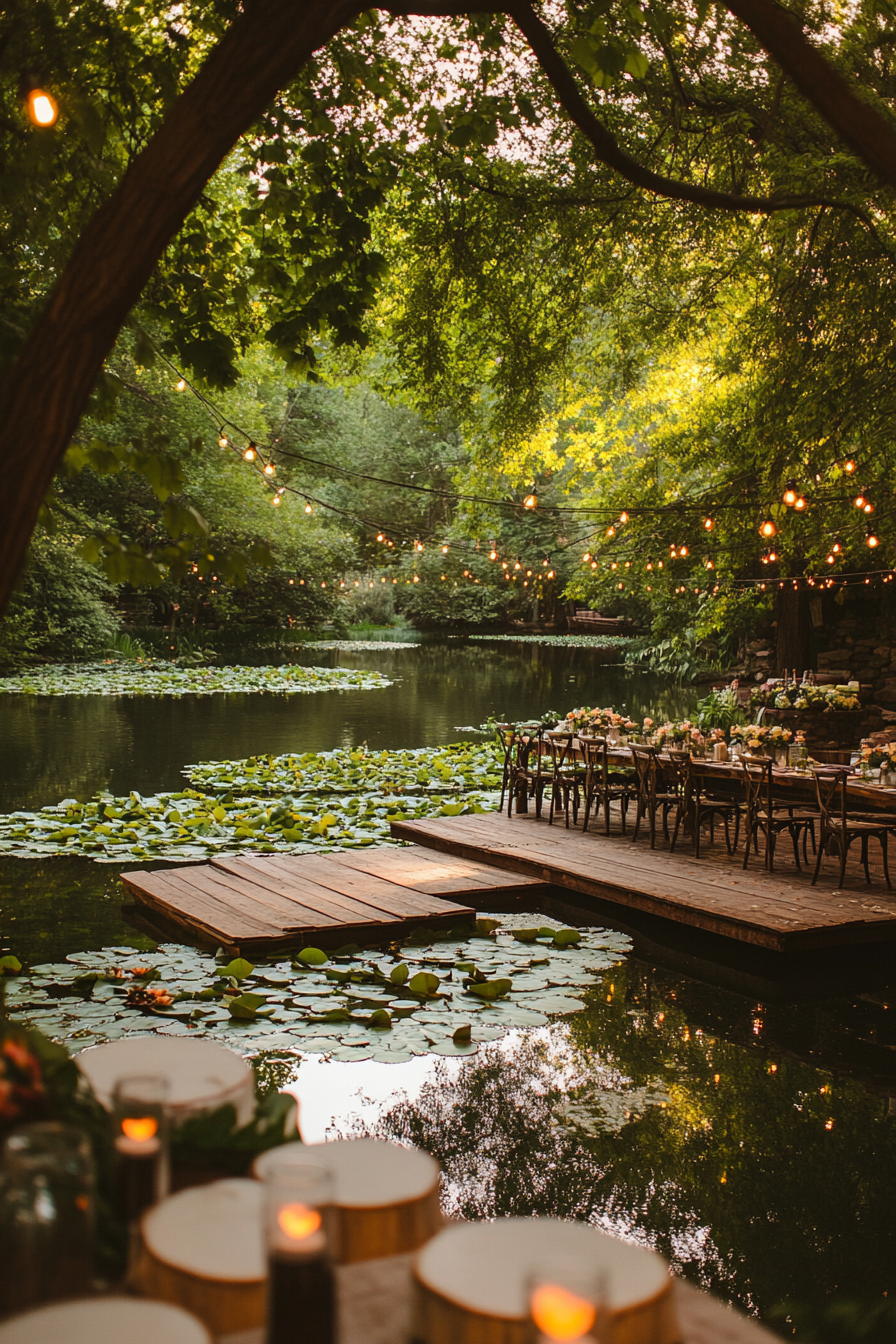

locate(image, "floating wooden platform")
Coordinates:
389 812 896 952
121 848 545 953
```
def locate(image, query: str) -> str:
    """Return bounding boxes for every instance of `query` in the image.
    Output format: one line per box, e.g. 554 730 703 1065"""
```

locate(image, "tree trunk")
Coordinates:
775 587 809 677
0 0 363 611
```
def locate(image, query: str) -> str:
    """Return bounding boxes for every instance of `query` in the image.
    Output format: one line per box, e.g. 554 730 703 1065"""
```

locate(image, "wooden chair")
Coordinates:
581 737 632 835
811 768 894 888
545 732 583 828
630 746 683 848
506 725 547 818
741 755 817 872
495 724 517 813
670 754 741 858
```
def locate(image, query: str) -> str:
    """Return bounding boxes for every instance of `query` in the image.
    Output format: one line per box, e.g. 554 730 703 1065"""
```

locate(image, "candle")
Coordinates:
112 1076 169 1226
264 1168 335 1344
531 1283 597 1343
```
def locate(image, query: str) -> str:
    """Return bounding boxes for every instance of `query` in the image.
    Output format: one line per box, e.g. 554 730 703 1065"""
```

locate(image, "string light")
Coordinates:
441 544 449 554
218 432 229 448
304 503 313 514
27 89 58 126
794 495 807 511
759 519 777 538
867 530 880 548
175 378 187 392
243 444 257 462
704 517 714 530
263 463 276 477
522 487 538 509
619 511 629 523
782 480 798 507
842 458 857 474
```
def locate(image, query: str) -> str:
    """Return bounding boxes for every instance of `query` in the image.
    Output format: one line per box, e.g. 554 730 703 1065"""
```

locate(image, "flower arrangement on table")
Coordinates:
563 706 638 735
857 740 896 778
649 720 708 753
730 723 794 752
751 681 861 712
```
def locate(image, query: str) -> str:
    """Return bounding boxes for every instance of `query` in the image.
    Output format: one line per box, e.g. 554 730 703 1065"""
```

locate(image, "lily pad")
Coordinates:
465 978 512 1000
296 948 329 966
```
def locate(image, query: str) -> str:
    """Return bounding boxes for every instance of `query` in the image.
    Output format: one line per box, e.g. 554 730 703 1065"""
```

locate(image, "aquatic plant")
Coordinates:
0 661 392 698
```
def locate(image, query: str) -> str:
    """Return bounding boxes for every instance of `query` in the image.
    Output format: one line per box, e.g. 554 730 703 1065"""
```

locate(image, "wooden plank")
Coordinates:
121 870 278 942
389 814 896 951
245 853 475 921
329 846 541 896
165 863 346 932
211 856 407 927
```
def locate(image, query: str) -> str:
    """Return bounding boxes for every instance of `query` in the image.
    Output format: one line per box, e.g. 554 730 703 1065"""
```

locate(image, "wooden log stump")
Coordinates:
76 1036 255 1126
134 1179 265 1335
253 1138 442 1264
413 1220 680 1344
0 1298 210 1344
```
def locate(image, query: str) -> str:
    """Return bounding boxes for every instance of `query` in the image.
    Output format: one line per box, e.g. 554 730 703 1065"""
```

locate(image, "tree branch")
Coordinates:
0 0 365 612
724 0 896 192
507 1 863 216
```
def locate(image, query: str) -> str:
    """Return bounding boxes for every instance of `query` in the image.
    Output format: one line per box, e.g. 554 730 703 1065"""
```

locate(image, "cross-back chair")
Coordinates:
506 724 547 818
580 737 632 835
811 768 894 888
741 755 817 872
544 731 583 828
630 745 683 848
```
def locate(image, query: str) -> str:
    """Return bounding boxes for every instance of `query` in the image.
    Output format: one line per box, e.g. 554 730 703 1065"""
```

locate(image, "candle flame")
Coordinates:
121 1116 158 1142
531 1284 597 1342
278 1203 322 1242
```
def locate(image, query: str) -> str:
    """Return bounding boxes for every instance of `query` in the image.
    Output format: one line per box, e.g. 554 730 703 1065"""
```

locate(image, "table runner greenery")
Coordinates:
0 661 392 697
1 917 632 1063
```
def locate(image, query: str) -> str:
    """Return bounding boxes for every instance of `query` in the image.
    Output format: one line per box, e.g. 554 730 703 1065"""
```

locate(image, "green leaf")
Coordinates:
475 918 501 936
369 1008 392 1028
219 957 254 980
296 948 329 965
511 928 539 943
452 1023 472 1043
228 992 266 1019
408 972 441 997
553 929 582 947
390 962 409 984
465 978 512 1000
0 955 22 974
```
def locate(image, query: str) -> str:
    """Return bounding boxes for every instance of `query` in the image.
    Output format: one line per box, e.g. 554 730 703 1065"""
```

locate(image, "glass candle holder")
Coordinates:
0 1121 96 1315
527 1258 609 1344
112 1074 169 1226
264 1163 336 1344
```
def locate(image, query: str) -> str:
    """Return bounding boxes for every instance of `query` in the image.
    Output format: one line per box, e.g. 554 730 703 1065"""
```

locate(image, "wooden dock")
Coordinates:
121 848 545 953
389 812 896 952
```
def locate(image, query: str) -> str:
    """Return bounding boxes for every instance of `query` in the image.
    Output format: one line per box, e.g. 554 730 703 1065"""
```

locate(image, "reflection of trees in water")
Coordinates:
348 961 896 1329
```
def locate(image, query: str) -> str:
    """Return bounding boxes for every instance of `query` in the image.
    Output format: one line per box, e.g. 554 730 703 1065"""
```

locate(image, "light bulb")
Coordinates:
582 553 591 562
263 463 275 476
619 511 629 523
271 494 281 506
794 496 807 511
854 492 867 509
680 545 689 557
843 458 857 473
704 517 714 530
304 503 313 514
522 491 538 509
827 554 835 564
864 502 875 514
782 480 797 506
832 542 842 553
867 532 880 548
377 533 384 542
606 526 615 537
490 550 498 560
759 520 777 538
27 89 58 126
441 544 449 554
243 444 256 462
218 433 229 448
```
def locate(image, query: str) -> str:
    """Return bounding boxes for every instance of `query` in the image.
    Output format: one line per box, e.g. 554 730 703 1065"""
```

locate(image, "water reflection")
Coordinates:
342 959 896 1331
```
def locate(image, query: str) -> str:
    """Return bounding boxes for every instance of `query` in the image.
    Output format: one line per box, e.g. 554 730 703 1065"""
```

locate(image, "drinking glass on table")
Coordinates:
0 1121 96 1315
527 1256 610 1344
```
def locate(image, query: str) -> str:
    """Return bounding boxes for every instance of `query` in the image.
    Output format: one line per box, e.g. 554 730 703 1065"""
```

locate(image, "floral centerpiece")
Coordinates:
651 720 707 753
731 723 794 753
751 681 861 713
563 706 637 735
858 740 896 780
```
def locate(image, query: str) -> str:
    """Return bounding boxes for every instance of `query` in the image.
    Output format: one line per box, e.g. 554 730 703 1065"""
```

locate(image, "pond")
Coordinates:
1 637 894 1341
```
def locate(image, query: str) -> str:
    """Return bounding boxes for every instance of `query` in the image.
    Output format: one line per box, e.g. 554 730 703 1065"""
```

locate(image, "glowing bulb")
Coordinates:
680 545 689 557
272 494 281 506
782 481 797 506
218 433 229 448
548 570 555 578
606 526 615 538
864 502 874 514
704 517 714 530
843 458 857 473
377 533 384 542
619 511 629 523
582 553 591 562
759 520 776 538
854 493 867 509
415 541 424 552
832 542 842 553
304 503 313 514
531 1284 596 1343
827 554 835 564
794 496 807 511
646 562 653 571
522 492 538 509
263 463 276 477
441 544 449 554
121 1116 158 1142
489 550 497 561
867 532 880 548
243 444 257 462
27 89 58 126
514 560 522 571
277 1204 322 1242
